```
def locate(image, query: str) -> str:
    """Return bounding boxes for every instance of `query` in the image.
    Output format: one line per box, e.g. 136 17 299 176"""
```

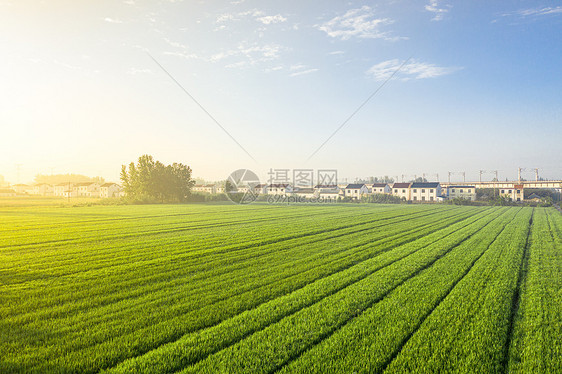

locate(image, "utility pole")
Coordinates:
462 172 466 183
534 168 539 181
479 170 483 183
518 167 522 182
448 172 451 184
401 174 405 182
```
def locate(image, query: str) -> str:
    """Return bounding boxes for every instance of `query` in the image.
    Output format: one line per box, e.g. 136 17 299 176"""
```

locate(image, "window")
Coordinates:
460 189 463 193
452 189 455 193
413 189 417 193
501 190 505 193
517 190 521 194
422 196 426 201
422 189 425 193
402 189 405 193
413 196 417 200
430 196 434 201
509 190 512 193
468 189 471 193
394 189 397 193
430 189 434 193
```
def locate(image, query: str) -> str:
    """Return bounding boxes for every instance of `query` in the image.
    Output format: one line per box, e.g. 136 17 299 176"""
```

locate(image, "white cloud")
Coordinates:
290 64 307 71
425 1 451 21
288 64 318 77
367 59 462 81
316 6 403 41
163 38 187 50
256 14 287 24
103 17 123 24
216 9 287 26
329 50 345 55
506 6 562 18
290 68 319 77
163 51 199 59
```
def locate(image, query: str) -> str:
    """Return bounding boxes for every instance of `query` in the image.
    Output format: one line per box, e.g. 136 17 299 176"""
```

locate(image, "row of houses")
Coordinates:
2 182 122 198
195 181 526 203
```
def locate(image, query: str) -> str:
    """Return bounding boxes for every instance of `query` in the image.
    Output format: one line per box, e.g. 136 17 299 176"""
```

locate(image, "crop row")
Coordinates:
3 207 473 372
507 208 562 373
158 208 513 374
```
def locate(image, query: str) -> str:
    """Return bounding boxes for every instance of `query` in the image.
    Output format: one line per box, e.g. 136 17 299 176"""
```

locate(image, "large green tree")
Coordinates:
120 155 195 202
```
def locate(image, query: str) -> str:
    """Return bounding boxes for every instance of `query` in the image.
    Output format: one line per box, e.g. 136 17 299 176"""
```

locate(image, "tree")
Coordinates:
120 155 195 202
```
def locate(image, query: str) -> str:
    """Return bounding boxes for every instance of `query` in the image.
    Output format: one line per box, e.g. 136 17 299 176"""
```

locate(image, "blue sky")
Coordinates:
1 0 561 184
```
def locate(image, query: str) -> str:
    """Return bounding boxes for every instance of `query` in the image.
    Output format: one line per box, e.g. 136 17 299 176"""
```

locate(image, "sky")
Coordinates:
1 0 561 185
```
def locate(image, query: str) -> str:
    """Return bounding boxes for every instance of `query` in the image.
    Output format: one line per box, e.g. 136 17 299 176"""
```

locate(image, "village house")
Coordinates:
12 184 30 194
0 188 16 197
54 183 72 197
391 182 411 200
30 183 54 196
499 184 524 202
344 184 369 199
267 184 293 196
100 183 121 198
253 184 268 195
293 188 315 198
314 185 341 200
73 182 100 197
447 185 476 201
369 183 391 194
410 182 441 202
193 185 216 194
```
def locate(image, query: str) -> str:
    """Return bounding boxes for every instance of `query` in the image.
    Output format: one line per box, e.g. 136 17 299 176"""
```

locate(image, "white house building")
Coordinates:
30 184 54 196
293 188 315 198
344 184 369 199
193 185 216 194
0 188 16 197
391 183 411 200
73 182 100 197
267 184 293 195
100 183 121 198
447 185 476 201
369 183 391 194
12 184 30 194
314 185 341 200
499 184 524 202
410 182 441 202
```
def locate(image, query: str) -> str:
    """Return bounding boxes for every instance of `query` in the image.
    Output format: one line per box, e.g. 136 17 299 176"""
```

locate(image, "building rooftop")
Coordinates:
410 182 440 188
345 184 366 189
392 183 411 188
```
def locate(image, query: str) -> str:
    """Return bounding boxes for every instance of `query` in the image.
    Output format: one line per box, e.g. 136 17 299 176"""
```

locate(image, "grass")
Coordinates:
0 202 559 373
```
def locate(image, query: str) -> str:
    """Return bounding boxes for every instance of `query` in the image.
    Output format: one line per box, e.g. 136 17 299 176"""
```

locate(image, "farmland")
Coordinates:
1 202 561 373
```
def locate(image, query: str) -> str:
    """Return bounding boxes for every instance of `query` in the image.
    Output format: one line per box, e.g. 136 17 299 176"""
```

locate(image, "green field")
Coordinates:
1 202 561 373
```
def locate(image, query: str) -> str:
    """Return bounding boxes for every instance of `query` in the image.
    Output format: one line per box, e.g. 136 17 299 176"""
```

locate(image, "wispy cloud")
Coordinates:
329 50 345 55
288 64 318 77
367 59 462 81
256 14 287 24
503 6 562 18
216 9 285 25
290 68 319 77
103 17 123 24
425 0 451 21
316 6 404 41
